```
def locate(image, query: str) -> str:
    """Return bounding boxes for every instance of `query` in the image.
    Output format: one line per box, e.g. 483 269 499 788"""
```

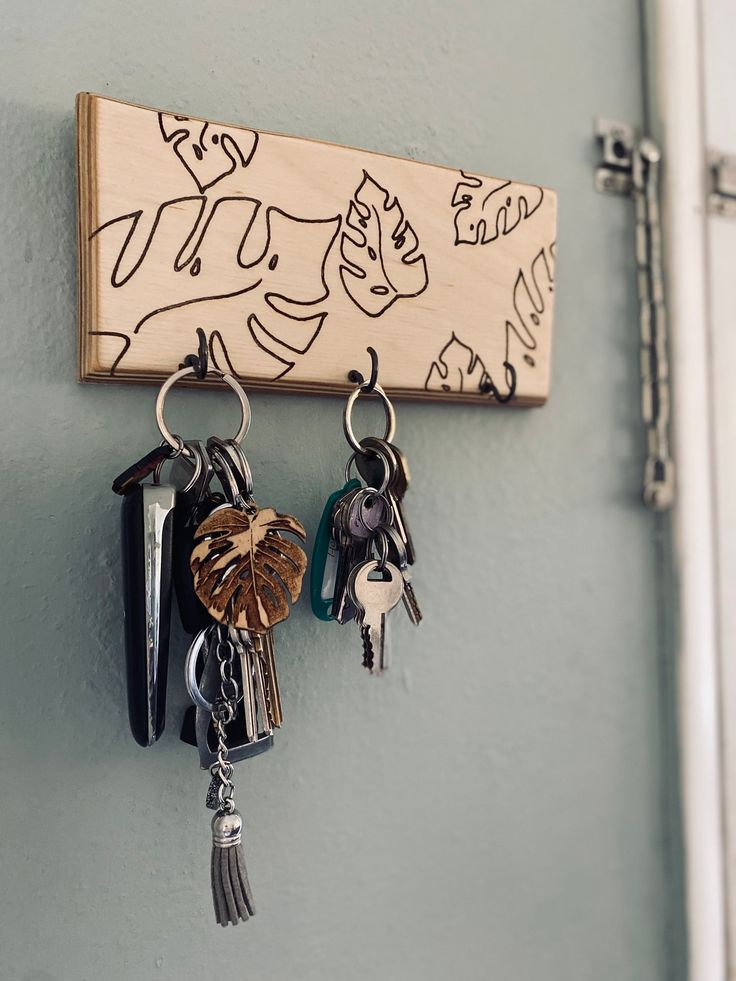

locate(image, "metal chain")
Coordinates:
633 139 675 511
210 625 240 812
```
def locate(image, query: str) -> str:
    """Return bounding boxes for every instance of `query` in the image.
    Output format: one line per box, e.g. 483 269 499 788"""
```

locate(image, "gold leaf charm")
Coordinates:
191 506 307 633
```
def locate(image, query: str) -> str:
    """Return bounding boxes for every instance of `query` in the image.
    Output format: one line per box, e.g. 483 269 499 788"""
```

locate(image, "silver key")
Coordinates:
332 488 392 622
348 560 403 674
357 438 416 565
378 523 422 626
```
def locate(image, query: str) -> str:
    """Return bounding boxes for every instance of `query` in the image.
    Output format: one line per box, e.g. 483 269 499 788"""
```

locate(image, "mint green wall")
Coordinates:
0 2 684 979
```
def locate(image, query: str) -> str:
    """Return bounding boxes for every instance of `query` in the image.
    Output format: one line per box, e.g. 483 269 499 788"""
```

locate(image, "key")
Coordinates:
230 628 257 742
385 441 416 564
330 486 367 623
340 487 392 541
246 629 282 730
377 523 423 626
331 486 391 622
121 482 176 746
348 560 404 674
182 626 274 767
310 479 361 621
331 526 366 623
359 437 416 565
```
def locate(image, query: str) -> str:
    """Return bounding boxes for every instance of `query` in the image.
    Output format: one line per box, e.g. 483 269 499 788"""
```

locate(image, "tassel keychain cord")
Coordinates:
208 629 256 926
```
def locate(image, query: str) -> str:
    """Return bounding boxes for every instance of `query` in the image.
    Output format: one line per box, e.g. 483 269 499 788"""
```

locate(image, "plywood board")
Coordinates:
77 93 556 405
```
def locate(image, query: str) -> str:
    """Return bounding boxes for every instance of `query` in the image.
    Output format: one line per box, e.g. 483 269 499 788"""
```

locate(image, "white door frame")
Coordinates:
654 2 727 979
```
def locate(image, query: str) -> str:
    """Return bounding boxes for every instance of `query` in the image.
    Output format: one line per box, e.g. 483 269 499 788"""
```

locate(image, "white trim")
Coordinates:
655 2 727 979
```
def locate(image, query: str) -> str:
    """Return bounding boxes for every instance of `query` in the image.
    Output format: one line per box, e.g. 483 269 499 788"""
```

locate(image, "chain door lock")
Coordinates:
594 117 674 512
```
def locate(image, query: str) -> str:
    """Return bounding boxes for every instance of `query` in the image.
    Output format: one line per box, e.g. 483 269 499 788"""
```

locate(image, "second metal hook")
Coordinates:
180 327 209 380
348 346 380 393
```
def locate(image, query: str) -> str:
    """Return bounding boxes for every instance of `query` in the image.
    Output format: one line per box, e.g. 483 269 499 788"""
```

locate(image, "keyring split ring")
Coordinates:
343 382 396 455
374 525 390 570
155 365 251 452
344 446 392 494
185 628 215 714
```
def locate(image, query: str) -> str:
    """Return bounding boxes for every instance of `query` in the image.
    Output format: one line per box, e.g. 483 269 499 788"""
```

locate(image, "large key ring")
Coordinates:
155 365 251 452
343 382 396 454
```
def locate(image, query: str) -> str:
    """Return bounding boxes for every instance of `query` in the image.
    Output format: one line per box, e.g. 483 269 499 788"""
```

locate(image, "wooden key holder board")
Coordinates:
77 93 557 405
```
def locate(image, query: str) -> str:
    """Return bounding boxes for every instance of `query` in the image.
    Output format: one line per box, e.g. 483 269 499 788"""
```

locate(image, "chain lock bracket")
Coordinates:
708 150 736 218
594 117 675 512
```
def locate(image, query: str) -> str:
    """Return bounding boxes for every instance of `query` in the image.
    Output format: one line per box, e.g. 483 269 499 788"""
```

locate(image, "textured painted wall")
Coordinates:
0 2 684 979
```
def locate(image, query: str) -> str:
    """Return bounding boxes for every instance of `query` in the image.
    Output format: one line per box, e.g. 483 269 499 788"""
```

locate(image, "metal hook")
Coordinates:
348 346 380 393
480 361 517 404
179 327 209 380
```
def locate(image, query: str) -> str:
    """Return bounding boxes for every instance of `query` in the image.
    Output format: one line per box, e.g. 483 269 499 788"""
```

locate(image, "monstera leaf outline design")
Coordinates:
340 170 429 317
424 331 516 402
425 332 490 393
452 171 544 246
191 506 307 632
158 113 259 193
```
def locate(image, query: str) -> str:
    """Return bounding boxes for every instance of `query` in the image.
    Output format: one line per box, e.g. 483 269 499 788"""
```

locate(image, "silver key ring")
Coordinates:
373 525 391 570
344 451 392 494
155 365 251 452
185 627 215 714
343 382 396 454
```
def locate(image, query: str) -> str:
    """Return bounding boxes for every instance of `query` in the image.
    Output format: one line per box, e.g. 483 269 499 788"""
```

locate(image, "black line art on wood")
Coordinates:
158 113 258 193
452 171 544 246
425 241 555 401
92 193 340 379
424 333 493 394
340 170 428 317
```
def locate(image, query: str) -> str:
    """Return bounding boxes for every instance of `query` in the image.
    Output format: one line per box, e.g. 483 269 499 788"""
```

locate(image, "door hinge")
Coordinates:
708 150 736 217
594 117 675 512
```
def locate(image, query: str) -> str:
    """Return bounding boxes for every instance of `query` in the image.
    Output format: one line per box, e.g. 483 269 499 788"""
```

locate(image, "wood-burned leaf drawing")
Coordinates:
425 332 490 394
158 112 258 193
191 506 307 633
425 241 555 402
340 170 428 317
100 202 341 380
452 171 544 245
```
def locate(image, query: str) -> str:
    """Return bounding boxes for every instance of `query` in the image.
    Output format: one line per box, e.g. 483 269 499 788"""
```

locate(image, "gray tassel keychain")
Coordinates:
207 633 256 926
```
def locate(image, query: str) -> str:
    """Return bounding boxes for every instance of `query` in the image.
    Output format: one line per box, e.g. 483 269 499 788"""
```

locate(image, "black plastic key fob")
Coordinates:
121 483 176 747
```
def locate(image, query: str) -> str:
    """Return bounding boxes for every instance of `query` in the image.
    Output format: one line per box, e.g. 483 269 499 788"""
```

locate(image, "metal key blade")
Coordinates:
360 615 386 673
250 630 282 728
401 577 423 626
230 628 256 742
250 634 273 737
379 521 422 626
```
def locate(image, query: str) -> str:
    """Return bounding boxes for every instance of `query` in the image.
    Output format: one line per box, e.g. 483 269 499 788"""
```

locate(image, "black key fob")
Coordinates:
121 483 176 747
171 442 218 635
173 500 214 634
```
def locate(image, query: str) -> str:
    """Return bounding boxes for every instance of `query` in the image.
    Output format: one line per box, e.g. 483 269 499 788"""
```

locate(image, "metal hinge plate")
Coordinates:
708 150 736 217
594 117 638 196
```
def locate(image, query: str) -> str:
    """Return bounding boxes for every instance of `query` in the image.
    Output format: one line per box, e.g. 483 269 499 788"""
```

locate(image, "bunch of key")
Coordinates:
113 435 306 760
311 435 421 674
114 429 307 925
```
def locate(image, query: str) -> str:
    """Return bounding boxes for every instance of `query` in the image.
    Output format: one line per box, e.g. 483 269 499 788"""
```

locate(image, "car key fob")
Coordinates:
121 482 176 747
170 442 218 635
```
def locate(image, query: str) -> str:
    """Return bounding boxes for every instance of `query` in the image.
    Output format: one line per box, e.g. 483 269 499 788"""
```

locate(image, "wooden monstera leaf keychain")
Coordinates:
154 350 307 927
192 435 306 925
191 505 307 632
